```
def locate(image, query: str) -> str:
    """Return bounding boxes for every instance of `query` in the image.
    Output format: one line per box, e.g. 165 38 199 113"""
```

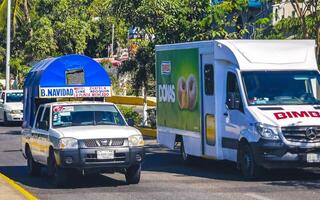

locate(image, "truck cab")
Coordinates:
0 90 23 124
21 55 144 186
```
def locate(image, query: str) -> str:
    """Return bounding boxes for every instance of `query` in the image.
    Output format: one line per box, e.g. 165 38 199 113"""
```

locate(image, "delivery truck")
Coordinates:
21 55 144 187
156 40 320 179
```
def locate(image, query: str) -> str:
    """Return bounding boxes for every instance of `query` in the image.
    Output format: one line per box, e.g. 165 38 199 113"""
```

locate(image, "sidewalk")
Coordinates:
0 173 36 200
0 176 26 200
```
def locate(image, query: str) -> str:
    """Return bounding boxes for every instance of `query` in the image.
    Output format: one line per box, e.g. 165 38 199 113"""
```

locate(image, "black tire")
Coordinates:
26 147 41 176
47 151 67 188
3 112 9 126
125 164 141 184
239 144 263 180
180 140 193 164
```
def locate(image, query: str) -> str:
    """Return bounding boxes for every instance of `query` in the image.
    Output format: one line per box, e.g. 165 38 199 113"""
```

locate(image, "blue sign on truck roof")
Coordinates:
23 54 112 128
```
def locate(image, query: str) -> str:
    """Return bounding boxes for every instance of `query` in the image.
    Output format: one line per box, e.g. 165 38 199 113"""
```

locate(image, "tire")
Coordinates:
26 147 41 176
3 112 9 126
180 140 193 164
239 144 263 180
125 164 141 184
47 151 67 188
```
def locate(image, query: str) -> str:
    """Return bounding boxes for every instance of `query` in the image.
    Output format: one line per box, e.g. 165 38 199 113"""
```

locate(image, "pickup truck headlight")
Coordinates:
255 123 280 140
128 135 144 147
9 110 21 114
58 138 78 149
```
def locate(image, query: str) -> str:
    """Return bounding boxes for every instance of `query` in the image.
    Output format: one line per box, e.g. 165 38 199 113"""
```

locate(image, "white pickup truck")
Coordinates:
21 101 144 186
0 90 23 125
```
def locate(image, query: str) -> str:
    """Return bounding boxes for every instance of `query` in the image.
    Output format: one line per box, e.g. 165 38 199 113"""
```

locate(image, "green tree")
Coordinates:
25 17 57 60
264 1 320 63
0 0 32 36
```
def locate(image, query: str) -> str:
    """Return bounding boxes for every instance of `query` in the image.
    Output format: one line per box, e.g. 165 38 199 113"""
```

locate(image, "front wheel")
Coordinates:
47 151 67 187
125 164 141 184
239 144 263 180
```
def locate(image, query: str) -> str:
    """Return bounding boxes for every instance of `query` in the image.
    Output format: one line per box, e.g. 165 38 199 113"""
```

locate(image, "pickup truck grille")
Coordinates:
82 138 126 147
282 126 320 143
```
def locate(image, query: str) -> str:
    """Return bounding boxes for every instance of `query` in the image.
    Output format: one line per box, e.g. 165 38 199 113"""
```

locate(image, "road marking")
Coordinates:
245 193 273 200
0 172 38 200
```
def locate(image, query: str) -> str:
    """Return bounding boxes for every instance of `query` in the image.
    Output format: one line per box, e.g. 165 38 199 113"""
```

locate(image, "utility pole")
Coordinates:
5 0 11 90
111 24 115 58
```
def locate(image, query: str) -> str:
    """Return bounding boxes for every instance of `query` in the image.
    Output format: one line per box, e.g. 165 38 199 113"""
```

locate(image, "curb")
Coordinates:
0 172 38 200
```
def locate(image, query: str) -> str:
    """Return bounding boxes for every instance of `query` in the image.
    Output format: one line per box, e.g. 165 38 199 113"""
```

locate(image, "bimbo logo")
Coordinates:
161 61 171 75
274 111 320 120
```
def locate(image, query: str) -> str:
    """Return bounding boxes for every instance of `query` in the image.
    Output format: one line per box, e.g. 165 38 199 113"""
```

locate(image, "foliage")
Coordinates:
0 46 5 63
260 0 320 63
0 0 30 36
25 17 57 60
10 56 30 88
117 105 142 126
119 43 154 96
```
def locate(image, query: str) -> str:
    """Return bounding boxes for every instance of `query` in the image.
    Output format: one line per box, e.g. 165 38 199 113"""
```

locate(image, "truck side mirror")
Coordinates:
127 118 135 127
39 121 49 131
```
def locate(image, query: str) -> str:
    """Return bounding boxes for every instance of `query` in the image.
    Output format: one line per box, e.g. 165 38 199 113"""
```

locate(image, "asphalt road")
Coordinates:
1 125 320 200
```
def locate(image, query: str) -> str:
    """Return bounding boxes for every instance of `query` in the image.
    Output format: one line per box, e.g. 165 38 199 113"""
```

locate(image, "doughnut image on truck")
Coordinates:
21 55 144 187
156 40 320 179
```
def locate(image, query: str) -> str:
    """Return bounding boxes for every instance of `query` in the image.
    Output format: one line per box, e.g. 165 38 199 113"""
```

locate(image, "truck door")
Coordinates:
33 106 51 164
221 69 247 162
30 106 44 162
201 54 216 157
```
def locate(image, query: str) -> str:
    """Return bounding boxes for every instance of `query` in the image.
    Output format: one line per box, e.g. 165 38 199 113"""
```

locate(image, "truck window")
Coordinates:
6 92 23 102
52 105 126 128
35 106 44 128
204 64 214 95
242 71 320 106
42 107 50 123
226 72 243 112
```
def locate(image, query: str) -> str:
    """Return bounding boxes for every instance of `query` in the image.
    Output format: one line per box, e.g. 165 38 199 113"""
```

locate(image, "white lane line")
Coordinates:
245 193 273 200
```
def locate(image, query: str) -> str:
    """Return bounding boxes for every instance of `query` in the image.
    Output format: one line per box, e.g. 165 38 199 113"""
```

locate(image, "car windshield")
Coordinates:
52 104 126 128
242 71 320 106
6 92 23 102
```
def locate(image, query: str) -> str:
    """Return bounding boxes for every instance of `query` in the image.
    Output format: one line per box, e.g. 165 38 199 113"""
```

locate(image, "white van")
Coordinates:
156 40 320 179
0 90 23 124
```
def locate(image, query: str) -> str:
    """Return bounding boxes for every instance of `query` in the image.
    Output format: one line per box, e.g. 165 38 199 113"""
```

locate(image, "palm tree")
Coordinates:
0 0 31 36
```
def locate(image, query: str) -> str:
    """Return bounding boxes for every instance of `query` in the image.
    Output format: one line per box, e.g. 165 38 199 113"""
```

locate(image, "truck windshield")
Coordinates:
52 105 126 128
242 71 320 106
6 92 23 102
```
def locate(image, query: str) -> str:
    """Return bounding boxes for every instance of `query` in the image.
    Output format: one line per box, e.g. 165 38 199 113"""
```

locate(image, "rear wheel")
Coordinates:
125 164 141 184
48 150 67 188
239 144 263 180
26 147 41 176
180 140 193 164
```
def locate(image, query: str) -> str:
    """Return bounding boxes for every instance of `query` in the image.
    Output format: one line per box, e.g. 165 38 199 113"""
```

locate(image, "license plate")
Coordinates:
307 153 320 163
97 150 114 160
